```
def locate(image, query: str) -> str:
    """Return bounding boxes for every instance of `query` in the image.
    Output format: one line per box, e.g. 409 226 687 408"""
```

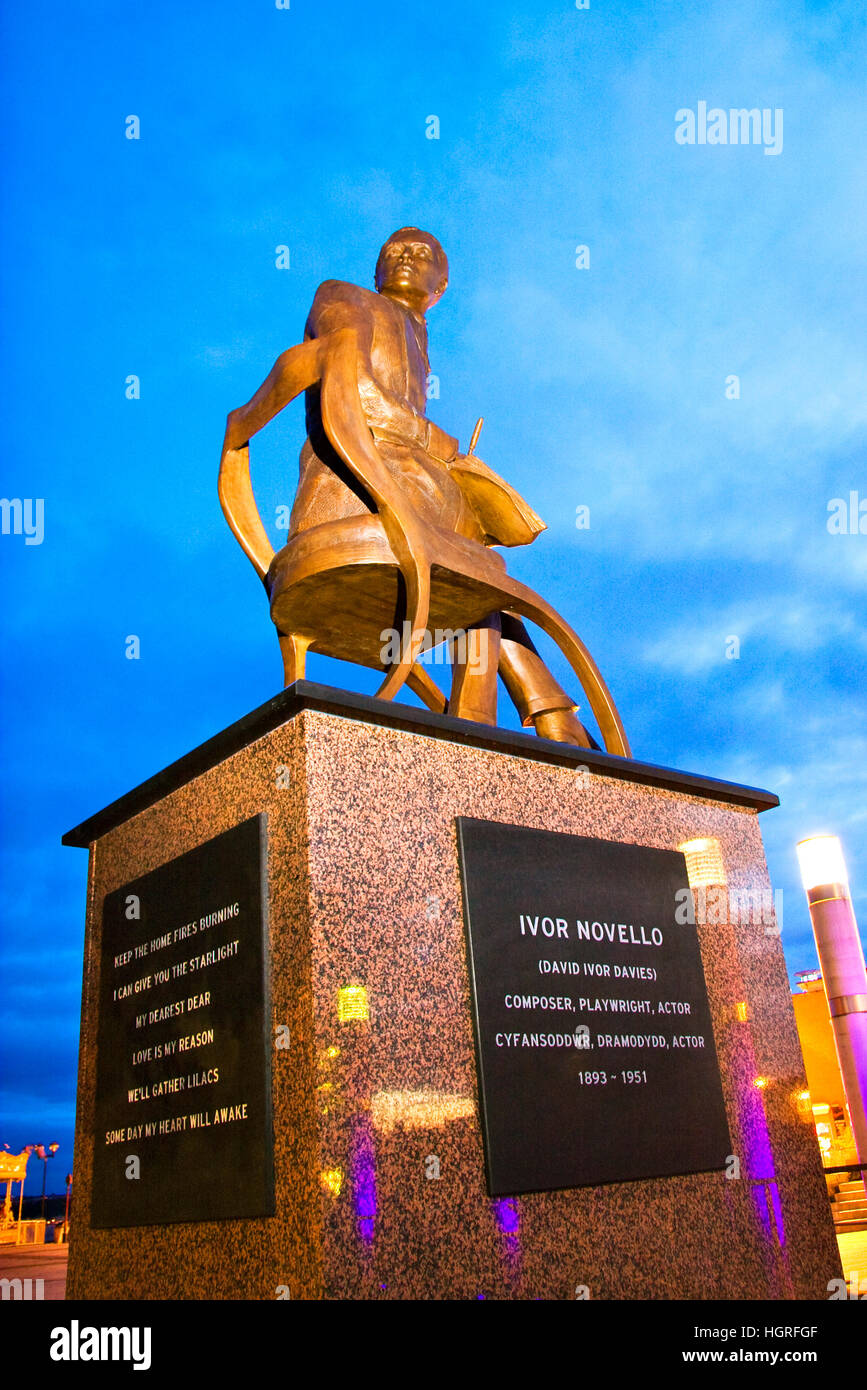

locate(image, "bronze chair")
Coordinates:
219 327 630 757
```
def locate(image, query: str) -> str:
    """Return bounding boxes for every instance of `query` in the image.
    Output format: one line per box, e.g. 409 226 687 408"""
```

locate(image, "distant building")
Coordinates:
792 970 866 1230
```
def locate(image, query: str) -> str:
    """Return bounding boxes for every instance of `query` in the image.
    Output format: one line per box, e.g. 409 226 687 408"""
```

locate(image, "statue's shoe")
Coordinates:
532 708 595 749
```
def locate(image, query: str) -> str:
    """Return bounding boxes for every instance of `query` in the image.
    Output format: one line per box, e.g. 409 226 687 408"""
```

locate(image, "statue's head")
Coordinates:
375 228 448 313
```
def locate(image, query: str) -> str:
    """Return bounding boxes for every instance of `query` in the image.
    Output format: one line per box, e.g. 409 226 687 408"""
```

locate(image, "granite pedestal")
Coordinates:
63 682 842 1299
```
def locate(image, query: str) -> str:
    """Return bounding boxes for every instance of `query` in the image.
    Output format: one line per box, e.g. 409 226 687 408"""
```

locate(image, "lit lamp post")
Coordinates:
796 836 867 1192
63 1173 72 1243
32 1142 60 1223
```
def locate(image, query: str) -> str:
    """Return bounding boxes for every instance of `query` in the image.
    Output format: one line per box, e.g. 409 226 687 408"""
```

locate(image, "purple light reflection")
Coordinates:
733 1044 787 1250
492 1197 522 1284
493 1198 520 1236
351 1117 377 1246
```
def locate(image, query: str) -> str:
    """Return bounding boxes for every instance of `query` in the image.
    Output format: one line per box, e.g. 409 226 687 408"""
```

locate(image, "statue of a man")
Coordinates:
286 226 594 747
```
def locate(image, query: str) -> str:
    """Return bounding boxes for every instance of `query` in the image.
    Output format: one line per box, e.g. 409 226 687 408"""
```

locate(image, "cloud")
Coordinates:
642 596 867 673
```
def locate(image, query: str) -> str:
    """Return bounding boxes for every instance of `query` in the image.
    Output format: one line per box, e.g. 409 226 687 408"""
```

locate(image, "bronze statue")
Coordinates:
219 227 630 756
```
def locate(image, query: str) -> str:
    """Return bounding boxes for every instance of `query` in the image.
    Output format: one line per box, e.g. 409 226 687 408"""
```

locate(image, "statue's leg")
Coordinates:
498 614 597 748
449 613 501 724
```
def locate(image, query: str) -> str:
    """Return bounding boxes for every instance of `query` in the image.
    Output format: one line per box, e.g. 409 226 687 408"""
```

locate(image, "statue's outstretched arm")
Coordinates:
219 338 324 578
222 345 317 454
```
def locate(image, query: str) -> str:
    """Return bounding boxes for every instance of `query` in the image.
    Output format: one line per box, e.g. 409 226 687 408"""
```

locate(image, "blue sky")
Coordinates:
1 0 865 1188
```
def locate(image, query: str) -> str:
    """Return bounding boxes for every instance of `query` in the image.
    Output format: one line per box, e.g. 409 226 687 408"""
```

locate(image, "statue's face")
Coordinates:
375 230 447 311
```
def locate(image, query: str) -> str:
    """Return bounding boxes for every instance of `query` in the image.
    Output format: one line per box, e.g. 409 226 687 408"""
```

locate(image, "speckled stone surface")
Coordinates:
66 706 842 1300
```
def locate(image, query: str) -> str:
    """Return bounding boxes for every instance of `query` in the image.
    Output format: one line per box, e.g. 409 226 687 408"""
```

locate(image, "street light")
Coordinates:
31 1142 60 1223
63 1173 72 1243
796 835 867 1183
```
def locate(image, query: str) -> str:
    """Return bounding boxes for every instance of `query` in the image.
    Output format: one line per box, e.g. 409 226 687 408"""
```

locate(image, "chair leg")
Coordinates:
277 632 310 688
406 664 448 715
449 614 501 724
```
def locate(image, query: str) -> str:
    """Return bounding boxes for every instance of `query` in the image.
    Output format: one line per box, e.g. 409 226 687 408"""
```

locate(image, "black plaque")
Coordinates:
91 815 273 1227
456 818 731 1196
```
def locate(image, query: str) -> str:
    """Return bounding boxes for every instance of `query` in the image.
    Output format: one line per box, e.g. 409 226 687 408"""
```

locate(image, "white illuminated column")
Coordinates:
796 836 867 1172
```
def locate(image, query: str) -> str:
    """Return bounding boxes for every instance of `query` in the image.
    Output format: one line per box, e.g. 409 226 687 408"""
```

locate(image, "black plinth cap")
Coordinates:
61 680 779 847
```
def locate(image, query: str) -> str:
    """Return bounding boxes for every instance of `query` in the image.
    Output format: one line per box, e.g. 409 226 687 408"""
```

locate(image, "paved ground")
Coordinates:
0 1245 69 1300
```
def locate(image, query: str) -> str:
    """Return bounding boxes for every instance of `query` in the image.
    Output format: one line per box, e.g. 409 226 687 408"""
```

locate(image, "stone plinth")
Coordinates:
63 682 842 1300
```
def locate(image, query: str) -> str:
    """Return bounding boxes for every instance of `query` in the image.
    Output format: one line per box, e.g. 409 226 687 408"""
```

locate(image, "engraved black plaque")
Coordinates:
91 815 273 1227
456 818 731 1196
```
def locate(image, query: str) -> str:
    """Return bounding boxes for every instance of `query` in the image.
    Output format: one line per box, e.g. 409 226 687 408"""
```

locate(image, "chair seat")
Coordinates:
266 513 510 669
